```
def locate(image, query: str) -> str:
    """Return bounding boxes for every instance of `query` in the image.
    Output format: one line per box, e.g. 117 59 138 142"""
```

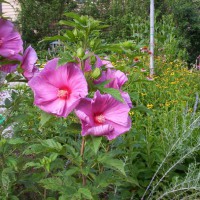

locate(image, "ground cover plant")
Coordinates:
0 12 200 200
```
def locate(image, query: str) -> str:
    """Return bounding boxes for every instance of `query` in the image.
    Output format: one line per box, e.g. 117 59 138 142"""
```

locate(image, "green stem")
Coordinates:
80 137 86 186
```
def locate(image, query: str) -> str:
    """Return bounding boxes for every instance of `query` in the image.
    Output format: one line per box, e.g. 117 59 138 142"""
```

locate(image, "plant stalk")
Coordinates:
80 137 86 186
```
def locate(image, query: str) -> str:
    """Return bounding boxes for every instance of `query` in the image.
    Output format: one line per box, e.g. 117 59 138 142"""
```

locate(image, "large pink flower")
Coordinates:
75 90 131 140
21 46 39 80
94 68 133 108
79 53 114 72
28 58 88 117
94 68 128 89
84 54 103 72
0 19 23 58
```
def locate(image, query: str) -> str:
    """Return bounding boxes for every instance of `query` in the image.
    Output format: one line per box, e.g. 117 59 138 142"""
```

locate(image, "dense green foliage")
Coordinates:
18 0 66 46
1 13 200 199
17 0 200 63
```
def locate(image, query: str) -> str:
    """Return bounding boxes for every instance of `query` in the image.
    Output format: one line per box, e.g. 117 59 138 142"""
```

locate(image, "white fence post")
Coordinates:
150 0 155 76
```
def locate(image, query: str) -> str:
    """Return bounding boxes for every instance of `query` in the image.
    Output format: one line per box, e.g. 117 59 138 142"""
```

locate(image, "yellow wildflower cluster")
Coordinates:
147 104 153 109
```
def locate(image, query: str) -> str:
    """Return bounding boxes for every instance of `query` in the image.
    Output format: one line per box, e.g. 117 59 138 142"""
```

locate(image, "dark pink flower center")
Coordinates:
57 89 70 99
94 114 105 124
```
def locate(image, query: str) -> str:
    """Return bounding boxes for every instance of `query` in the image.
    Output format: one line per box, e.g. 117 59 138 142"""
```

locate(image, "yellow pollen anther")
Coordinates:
94 114 105 124
58 89 69 99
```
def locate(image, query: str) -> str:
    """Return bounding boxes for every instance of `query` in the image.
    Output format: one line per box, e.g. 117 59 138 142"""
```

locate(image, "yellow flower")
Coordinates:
170 81 177 85
165 102 170 107
147 104 153 109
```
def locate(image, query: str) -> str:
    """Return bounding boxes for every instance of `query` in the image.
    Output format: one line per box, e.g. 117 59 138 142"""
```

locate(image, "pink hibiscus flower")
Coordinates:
101 59 114 68
28 58 88 117
75 90 131 140
0 19 23 58
94 68 128 88
21 46 39 80
84 54 103 72
94 68 133 108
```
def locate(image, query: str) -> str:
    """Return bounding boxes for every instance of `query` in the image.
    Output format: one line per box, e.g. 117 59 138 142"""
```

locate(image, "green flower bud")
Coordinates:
91 68 101 79
77 47 84 58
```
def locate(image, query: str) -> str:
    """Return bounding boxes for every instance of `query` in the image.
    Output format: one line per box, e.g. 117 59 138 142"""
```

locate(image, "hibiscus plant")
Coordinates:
0 12 136 199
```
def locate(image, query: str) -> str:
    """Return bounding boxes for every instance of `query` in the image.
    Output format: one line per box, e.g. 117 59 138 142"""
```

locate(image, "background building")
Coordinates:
1 0 20 21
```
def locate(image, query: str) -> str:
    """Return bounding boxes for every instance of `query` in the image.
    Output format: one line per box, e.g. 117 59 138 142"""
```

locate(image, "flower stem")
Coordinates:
80 137 86 186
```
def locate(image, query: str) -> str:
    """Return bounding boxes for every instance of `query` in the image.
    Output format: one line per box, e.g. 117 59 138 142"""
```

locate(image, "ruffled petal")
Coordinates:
28 75 58 104
38 98 67 117
83 124 114 137
121 92 133 108
75 98 93 124
105 116 131 140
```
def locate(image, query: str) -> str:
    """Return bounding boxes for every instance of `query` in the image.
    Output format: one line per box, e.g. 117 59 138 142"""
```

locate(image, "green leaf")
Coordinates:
63 12 81 21
40 111 52 127
7 138 25 145
40 139 63 152
4 98 12 107
133 105 153 114
91 136 102 154
49 153 59 162
99 156 126 176
6 157 18 171
59 20 82 29
40 35 67 43
23 162 42 170
64 30 76 41
67 123 81 134
103 88 124 102
46 198 56 200
82 52 94 60
78 188 93 200
23 144 44 155
39 177 63 192
95 81 123 102
58 54 75 66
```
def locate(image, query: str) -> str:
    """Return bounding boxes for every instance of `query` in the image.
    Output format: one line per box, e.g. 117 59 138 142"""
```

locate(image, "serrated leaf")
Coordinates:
39 177 63 191
99 156 126 176
95 81 124 102
40 111 52 127
49 153 58 162
103 88 124 102
40 139 63 152
91 136 102 154
23 144 44 155
78 188 93 200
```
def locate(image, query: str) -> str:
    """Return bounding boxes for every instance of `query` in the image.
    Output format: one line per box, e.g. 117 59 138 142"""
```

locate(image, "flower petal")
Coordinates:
84 124 114 137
